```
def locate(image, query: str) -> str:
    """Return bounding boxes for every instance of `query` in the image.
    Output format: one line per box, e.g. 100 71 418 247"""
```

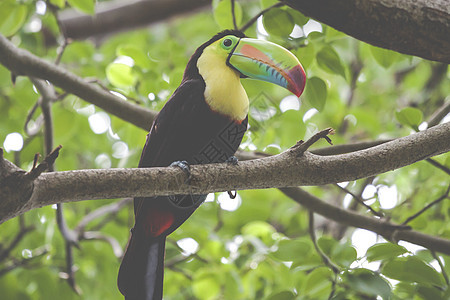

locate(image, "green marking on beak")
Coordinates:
228 38 306 97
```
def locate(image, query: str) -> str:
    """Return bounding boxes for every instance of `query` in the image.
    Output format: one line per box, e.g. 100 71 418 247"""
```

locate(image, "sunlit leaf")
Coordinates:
296 44 315 69
302 268 333 297
117 45 152 69
366 243 408 262
0 3 27 37
272 239 311 262
106 63 137 88
395 107 423 130
370 45 400 68
266 290 296 300
67 0 95 15
213 0 242 29
50 0 66 8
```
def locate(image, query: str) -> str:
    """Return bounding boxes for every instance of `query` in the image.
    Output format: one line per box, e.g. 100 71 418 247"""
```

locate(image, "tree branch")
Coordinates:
280 187 450 256
1 122 448 223
56 0 210 42
0 34 156 131
283 0 450 63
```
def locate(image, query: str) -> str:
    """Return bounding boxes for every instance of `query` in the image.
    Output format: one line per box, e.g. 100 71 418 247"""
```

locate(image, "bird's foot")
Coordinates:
225 156 238 198
225 155 239 165
170 160 191 184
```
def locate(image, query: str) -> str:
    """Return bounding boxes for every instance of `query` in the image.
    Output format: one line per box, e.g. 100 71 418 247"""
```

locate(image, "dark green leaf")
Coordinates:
345 269 392 300
316 46 346 78
417 284 447 300
304 76 327 111
366 243 408 262
382 256 445 287
262 8 294 37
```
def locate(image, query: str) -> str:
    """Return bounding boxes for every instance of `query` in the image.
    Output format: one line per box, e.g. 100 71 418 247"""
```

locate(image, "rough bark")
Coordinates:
58 0 211 41
284 0 450 63
1 122 448 224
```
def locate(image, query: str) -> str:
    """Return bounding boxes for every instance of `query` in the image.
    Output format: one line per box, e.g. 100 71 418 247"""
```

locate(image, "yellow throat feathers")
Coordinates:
197 44 249 122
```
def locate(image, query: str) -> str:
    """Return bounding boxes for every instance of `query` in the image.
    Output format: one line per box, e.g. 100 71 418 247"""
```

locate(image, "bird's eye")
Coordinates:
223 38 233 47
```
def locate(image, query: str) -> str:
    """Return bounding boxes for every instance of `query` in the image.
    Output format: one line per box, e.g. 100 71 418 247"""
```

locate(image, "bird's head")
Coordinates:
185 30 306 98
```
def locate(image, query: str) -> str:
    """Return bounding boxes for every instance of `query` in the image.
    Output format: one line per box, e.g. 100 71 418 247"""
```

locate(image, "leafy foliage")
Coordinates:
0 0 449 299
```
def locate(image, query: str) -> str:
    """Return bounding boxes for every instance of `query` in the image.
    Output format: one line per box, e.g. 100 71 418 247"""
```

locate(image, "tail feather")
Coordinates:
118 230 166 300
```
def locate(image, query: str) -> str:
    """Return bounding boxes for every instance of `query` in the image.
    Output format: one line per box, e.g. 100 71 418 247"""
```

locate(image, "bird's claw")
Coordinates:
225 155 239 165
170 160 191 184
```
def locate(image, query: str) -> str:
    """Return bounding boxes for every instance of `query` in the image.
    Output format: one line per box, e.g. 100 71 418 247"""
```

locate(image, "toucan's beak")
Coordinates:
228 38 306 97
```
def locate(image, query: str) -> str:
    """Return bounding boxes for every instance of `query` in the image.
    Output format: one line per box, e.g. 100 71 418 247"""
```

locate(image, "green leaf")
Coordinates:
260 0 278 9
49 0 66 8
370 46 399 68
366 243 408 262
192 273 221 300
117 45 152 69
304 76 327 111
316 46 346 78
262 8 294 37
395 107 423 129
106 63 137 88
242 220 276 243
302 267 333 297
266 290 296 300
344 269 392 300
67 0 95 15
213 0 243 29
295 43 314 69
331 243 357 268
272 239 311 262
417 284 447 300
382 256 445 287
0 3 27 37
288 10 309 26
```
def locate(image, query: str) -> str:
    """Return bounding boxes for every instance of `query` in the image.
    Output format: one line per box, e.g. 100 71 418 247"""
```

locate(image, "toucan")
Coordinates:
117 30 306 300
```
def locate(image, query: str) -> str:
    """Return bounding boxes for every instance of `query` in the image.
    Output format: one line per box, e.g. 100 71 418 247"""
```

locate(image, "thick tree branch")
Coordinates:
56 0 210 42
0 34 156 131
284 0 450 63
1 122 448 224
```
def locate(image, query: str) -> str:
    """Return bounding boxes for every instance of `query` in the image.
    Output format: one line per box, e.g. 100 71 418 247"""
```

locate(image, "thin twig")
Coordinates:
334 184 383 217
431 251 449 287
309 210 339 300
239 2 284 32
0 219 34 262
75 198 132 234
290 127 334 156
231 0 238 30
24 145 62 180
308 211 340 274
426 158 450 175
401 184 450 225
